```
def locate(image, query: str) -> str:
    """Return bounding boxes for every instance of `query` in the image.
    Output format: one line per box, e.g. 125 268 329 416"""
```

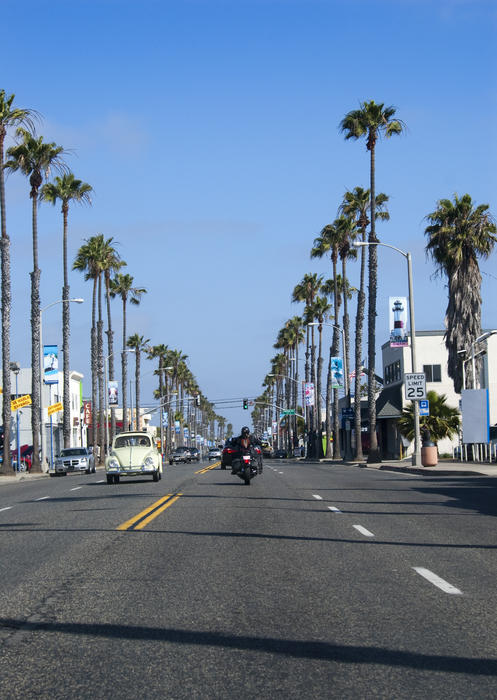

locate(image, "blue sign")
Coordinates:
419 400 429 416
43 344 59 384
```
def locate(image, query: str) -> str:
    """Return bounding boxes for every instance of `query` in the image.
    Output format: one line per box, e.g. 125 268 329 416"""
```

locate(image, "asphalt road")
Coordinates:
1 460 497 698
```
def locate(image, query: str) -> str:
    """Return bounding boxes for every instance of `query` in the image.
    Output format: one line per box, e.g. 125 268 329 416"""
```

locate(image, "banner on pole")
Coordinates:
331 357 344 389
108 381 118 406
304 382 315 406
389 297 408 347
43 345 59 384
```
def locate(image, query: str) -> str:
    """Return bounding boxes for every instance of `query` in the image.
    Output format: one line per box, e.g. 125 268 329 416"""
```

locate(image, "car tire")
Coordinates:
49 473 55 477
86 468 91 474
221 464 226 470
113 475 120 484
106 475 113 484
153 471 159 482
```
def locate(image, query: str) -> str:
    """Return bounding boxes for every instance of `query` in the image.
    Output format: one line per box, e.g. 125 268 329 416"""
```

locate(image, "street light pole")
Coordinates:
40 298 84 470
354 241 421 467
104 348 135 455
10 362 21 471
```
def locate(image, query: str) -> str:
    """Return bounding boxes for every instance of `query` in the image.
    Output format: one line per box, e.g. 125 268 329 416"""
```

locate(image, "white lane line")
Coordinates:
70 487 82 491
0 506 13 512
35 496 50 501
413 567 462 595
353 524 375 538
96 480 105 483
328 506 341 513
312 494 323 500
278 471 284 474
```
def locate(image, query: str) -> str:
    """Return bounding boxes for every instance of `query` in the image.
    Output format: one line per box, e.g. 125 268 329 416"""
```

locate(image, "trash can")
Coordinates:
421 428 438 467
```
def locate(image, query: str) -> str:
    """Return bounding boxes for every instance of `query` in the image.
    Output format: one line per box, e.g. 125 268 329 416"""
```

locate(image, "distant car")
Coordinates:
208 447 221 461
52 447 95 476
221 440 236 469
273 449 287 459
188 447 201 462
261 442 273 459
169 447 192 465
105 432 162 484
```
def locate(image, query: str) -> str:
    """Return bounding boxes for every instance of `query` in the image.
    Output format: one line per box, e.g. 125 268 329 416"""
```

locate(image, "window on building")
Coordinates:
423 364 441 382
384 360 402 385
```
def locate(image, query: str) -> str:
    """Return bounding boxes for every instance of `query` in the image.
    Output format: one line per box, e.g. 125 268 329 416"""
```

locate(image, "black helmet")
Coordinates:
241 426 250 437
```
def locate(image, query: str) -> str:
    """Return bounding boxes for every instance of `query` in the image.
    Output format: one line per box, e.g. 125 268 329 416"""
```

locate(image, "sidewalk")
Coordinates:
0 470 50 486
318 458 497 477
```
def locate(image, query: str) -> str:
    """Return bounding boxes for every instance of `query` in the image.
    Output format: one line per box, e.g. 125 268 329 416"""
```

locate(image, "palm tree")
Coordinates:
110 273 147 431
6 128 67 471
340 100 404 461
73 235 113 452
425 194 496 393
0 91 36 474
127 334 150 429
338 187 390 459
147 344 169 450
398 390 460 448
307 296 331 457
41 173 93 448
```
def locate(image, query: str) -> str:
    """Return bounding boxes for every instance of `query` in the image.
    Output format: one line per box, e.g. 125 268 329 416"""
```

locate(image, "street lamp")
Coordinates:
10 362 21 471
104 348 135 455
40 298 84 469
354 240 421 467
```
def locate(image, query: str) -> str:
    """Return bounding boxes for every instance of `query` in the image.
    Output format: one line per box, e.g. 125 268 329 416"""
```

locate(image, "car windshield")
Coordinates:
174 447 188 453
115 436 151 448
60 448 87 457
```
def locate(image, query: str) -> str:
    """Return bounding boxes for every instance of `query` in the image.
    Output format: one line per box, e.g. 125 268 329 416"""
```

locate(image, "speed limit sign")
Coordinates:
404 373 426 400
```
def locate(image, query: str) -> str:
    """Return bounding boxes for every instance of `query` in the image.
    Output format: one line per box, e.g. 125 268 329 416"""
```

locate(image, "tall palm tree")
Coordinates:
0 91 36 474
307 296 331 457
425 194 496 392
338 187 389 459
340 100 404 462
73 235 112 452
41 173 93 448
127 334 150 430
147 343 169 450
110 273 147 432
6 128 67 471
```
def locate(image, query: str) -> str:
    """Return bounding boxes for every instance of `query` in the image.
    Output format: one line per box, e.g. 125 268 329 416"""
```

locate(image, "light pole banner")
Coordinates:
162 410 168 427
331 358 344 389
389 296 408 347
108 381 118 406
304 382 315 406
174 420 180 434
43 345 58 384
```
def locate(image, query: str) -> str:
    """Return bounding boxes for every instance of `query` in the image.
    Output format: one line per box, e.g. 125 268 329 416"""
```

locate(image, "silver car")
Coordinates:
52 447 95 476
208 447 221 461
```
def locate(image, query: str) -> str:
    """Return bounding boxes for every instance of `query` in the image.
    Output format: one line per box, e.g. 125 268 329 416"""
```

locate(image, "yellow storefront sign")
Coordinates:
48 402 63 416
11 394 32 411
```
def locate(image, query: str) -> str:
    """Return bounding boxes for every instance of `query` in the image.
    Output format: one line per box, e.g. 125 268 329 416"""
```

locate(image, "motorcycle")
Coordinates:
232 446 262 485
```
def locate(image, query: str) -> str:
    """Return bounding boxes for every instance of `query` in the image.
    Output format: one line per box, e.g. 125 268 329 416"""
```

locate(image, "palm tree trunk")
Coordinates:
332 254 340 459
91 278 98 451
367 140 380 462
121 298 128 431
0 131 12 473
316 326 324 458
97 275 105 463
62 204 71 448
30 194 41 472
354 228 367 460
135 350 140 430
104 272 116 444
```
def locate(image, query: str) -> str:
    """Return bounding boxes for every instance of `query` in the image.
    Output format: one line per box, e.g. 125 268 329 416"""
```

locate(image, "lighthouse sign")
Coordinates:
389 296 408 347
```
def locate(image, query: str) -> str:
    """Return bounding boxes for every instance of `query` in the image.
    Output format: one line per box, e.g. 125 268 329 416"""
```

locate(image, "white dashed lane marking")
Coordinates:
353 524 375 538
34 496 50 501
70 487 82 491
312 494 323 500
0 506 13 512
328 506 341 513
413 567 462 595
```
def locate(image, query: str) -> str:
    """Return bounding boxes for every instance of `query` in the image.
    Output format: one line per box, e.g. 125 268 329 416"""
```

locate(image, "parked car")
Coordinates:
169 446 192 465
188 447 201 462
11 444 33 471
105 432 162 484
51 447 95 476
221 440 236 470
208 446 222 461
273 449 287 459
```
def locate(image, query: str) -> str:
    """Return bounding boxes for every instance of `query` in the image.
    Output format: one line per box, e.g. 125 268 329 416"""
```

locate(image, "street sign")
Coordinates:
404 373 426 401
47 402 63 416
419 399 429 416
341 407 354 418
281 409 296 415
11 394 31 411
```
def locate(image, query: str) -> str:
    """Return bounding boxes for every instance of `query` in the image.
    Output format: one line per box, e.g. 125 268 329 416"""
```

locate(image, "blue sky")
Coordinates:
2 0 496 431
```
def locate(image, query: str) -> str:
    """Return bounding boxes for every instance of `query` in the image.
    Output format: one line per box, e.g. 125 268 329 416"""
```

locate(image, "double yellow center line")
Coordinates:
117 493 182 531
195 460 220 474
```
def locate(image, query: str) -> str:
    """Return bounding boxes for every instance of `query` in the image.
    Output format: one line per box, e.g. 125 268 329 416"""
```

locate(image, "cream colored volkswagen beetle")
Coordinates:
105 431 162 484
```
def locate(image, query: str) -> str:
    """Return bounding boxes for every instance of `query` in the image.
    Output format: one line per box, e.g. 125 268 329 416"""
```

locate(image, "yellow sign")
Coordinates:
48 402 63 416
11 394 32 411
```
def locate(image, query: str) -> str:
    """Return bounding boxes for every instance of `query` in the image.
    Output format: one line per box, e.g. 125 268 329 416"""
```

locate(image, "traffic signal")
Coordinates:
243 398 248 410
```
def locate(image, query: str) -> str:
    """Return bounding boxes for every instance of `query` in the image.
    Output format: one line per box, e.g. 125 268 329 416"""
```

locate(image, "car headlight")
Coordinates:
107 458 119 470
143 457 154 468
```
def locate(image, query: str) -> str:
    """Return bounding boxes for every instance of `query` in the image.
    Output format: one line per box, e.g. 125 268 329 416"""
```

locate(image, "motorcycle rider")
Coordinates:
231 426 263 474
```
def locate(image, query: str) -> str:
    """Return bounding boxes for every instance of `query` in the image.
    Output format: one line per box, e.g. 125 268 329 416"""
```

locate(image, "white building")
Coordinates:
8 368 86 460
376 330 497 458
